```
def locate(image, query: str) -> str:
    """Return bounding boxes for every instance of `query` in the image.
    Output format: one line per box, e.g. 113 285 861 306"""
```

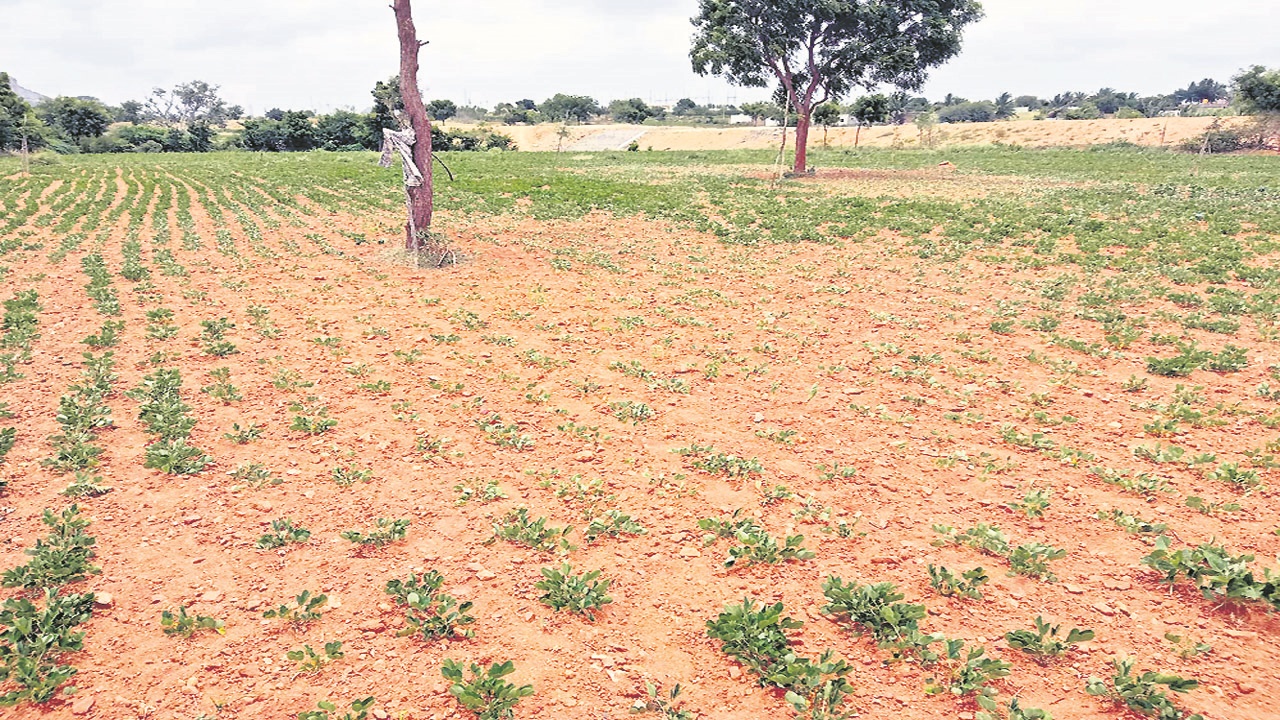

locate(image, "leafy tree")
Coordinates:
0 72 34 150
1175 78 1228 104
226 105 244 120
492 102 538 124
316 110 367 150
850 93 889 146
609 97 658 124
39 97 113 141
146 80 231 126
264 108 285 121
541 94 600 122
739 101 780 124
674 98 699 116
1089 88 1137 115
1234 66 1280 113
115 100 143 124
937 101 996 123
427 99 457 121
187 119 214 152
514 98 538 111
812 102 841 145
691 0 983 174
280 110 317 151
1063 102 1103 120
1013 95 1041 109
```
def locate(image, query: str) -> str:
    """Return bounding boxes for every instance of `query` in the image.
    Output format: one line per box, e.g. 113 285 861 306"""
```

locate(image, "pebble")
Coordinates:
182 515 202 525
1102 578 1132 591
202 591 223 603
1064 584 1084 595
1092 603 1116 617
93 592 113 607
728 666 742 680
678 546 701 558
476 569 496 581
72 697 95 714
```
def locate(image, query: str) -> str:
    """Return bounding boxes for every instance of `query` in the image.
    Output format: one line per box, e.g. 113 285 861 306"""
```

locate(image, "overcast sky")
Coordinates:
2 0 1274 112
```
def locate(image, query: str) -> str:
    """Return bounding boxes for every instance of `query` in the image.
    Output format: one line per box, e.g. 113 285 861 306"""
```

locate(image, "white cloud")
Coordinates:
1 0 1273 111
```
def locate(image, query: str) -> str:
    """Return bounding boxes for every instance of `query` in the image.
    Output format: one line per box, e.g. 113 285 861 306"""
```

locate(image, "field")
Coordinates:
1 146 1279 720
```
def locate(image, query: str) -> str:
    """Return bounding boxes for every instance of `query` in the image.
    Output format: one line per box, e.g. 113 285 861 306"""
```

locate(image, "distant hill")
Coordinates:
7 76 49 105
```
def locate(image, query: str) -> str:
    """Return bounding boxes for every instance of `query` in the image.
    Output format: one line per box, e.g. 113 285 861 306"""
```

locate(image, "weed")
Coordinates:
631 682 696 720
385 571 476 640
61 471 111 498
161 606 225 637
676 444 763 478
441 659 534 720
200 367 242 404
290 397 337 435
1164 633 1212 658
340 518 410 547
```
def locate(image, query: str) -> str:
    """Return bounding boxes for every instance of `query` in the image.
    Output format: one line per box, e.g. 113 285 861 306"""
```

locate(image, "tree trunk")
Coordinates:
793 112 811 174
392 0 433 252
855 124 861 148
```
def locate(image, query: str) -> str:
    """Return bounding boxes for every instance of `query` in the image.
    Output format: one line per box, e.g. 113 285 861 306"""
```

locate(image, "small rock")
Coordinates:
93 592 113 607
1223 629 1258 639
182 515 202 525
202 591 223 603
1064 584 1084 595
752 412 764 423
476 570 496 581
1092 603 1116 617
1102 578 1132 591
728 665 742 680
373 709 389 719
574 451 595 463
358 619 385 633
678 546 702 558
1236 680 1257 695
72 696 95 715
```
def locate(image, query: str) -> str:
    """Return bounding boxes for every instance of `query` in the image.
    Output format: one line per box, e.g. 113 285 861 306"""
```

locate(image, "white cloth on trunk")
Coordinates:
378 126 423 188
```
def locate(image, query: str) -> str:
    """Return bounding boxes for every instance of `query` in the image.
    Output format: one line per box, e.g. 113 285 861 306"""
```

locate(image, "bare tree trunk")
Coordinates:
793 112 811 174
855 123 861 148
392 0 433 253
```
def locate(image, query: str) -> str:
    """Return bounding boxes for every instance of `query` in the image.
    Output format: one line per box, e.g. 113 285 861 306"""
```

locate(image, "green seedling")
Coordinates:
161 606 225 637
583 510 647 542
1005 616 1093 661
290 397 337 435
2 505 99 590
1164 633 1212 658
1007 543 1067 581
200 367 242 404
631 682 695 720
144 438 212 475
1085 658 1203 720
676 444 763 478
287 641 344 673
0 427 14 464
223 422 264 444
1008 488 1052 517
474 413 534 450
0 589 95 705
609 400 655 424
535 564 613 620
61 471 111 498
256 519 311 549
454 478 506 505
231 462 279 488
340 518 409 547
441 659 534 720
296 697 376 720
264 590 327 628
977 697 1050 720
927 565 989 600
491 508 572 552
331 465 372 487
385 571 475 640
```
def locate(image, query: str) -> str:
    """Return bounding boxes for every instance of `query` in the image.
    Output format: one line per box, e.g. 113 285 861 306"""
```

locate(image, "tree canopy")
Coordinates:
690 0 983 173
1234 66 1280 113
39 96 113 141
540 94 601 122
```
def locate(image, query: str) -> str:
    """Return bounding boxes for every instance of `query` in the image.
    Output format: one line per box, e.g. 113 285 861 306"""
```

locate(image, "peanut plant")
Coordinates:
535 564 613 620
441 659 534 720
384 571 475 640
161 606 225 637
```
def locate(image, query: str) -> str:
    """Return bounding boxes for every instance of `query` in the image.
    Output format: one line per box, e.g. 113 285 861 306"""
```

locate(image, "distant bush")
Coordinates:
937 101 996 123
1115 107 1145 119
1180 117 1279 153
